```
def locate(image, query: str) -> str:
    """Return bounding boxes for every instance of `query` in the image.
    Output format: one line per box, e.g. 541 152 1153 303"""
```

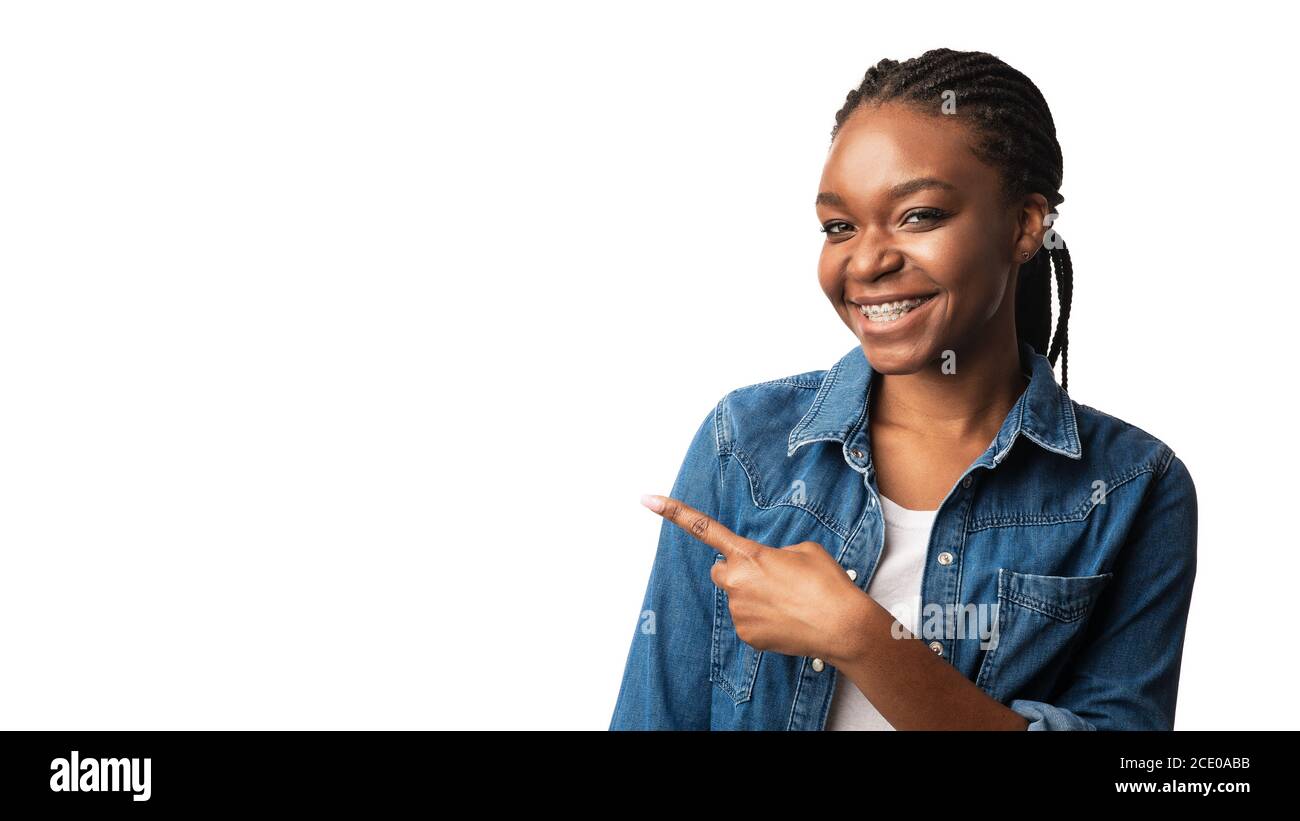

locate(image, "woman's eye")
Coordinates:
902 208 949 225
820 221 853 236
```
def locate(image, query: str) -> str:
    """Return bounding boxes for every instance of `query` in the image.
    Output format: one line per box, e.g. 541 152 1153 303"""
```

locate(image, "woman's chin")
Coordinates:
857 338 941 374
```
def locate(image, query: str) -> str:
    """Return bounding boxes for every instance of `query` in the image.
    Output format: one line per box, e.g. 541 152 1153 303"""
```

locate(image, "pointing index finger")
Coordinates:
640 494 756 560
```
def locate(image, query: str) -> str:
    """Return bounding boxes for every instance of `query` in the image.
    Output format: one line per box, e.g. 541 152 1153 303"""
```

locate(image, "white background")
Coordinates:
0 1 1293 729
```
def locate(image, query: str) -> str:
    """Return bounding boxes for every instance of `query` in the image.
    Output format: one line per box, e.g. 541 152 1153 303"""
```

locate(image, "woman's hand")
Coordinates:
639 493 871 662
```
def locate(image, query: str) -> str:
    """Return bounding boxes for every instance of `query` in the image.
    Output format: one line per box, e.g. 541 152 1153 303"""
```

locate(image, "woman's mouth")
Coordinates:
855 293 938 324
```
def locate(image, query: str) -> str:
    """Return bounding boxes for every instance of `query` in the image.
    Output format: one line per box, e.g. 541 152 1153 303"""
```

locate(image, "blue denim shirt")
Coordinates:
610 340 1197 730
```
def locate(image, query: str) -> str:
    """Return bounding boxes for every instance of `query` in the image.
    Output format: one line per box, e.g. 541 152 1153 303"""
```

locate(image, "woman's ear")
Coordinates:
1012 193 1052 260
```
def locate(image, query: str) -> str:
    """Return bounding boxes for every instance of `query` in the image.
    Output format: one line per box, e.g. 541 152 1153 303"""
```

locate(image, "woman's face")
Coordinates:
816 101 1042 373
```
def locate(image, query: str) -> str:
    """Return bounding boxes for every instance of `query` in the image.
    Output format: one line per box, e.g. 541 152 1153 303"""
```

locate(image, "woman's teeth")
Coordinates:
858 294 936 323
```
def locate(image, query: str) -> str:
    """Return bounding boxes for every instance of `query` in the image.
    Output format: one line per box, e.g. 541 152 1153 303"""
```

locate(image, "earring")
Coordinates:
1020 250 1031 259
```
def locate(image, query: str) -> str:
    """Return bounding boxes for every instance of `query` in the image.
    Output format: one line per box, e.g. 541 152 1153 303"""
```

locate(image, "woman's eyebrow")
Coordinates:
816 177 956 208
887 177 956 199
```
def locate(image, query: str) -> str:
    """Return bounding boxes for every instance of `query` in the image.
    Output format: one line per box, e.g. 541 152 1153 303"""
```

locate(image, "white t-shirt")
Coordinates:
825 493 938 731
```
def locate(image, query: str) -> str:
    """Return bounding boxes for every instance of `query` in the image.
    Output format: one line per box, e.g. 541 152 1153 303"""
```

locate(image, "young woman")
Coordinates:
609 48 1197 731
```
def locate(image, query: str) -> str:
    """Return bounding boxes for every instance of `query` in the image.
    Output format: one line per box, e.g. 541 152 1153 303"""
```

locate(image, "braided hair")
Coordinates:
831 49 1073 390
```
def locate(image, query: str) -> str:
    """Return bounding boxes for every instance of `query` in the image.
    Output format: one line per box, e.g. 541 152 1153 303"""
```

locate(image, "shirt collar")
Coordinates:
787 339 1082 465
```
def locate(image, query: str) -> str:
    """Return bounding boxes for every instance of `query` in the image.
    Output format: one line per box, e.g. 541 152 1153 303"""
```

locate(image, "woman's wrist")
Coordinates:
824 587 890 669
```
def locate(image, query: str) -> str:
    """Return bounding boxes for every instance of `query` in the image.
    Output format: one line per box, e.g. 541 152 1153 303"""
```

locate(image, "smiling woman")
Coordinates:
609 48 1197 732
818 51 1072 391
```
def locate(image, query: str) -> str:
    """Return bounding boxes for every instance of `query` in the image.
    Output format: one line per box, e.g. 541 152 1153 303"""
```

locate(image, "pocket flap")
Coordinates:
998 569 1114 622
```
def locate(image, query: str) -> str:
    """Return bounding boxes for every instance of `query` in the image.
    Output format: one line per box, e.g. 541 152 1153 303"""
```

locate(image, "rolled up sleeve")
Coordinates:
1008 698 1099 731
609 400 728 730
1009 452 1198 731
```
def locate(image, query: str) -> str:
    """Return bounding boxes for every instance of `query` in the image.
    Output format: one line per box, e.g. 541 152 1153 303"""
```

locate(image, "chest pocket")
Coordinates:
710 553 762 704
974 568 1114 704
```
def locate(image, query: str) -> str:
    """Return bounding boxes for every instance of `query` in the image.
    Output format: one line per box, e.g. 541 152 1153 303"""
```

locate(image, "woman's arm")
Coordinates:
824 594 1032 730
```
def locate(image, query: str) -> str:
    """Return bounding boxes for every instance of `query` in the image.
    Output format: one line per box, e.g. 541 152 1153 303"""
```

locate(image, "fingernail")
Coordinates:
640 493 664 512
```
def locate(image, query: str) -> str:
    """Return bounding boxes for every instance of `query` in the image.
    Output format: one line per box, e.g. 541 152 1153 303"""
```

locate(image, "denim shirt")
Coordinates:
609 340 1197 731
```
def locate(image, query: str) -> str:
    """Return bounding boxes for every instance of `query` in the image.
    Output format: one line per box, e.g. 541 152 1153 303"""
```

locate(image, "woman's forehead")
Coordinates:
819 103 999 205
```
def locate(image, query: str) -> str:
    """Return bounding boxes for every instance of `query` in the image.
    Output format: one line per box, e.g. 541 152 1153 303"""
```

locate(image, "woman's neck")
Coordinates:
870 336 1028 445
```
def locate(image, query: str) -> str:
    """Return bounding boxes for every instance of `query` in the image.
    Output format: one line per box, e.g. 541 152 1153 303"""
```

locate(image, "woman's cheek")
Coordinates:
816 257 845 308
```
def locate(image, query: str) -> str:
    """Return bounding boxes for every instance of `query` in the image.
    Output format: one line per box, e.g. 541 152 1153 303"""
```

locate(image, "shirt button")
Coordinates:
937 551 954 566
962 476 973 489
811 658 825 672
928 641 943 655
846 568 857 581
851 448 864 459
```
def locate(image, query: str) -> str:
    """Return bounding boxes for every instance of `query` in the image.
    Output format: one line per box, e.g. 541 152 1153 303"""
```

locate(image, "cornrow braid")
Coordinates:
831 48 1073 391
